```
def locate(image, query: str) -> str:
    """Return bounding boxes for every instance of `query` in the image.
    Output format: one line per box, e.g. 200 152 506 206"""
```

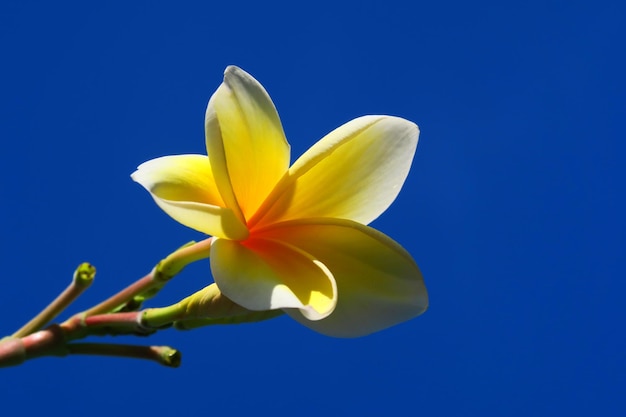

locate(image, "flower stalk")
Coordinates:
0 238 262 368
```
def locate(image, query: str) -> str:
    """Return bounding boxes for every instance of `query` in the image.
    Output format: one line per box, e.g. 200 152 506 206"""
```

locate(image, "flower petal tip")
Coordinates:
224 65 243 77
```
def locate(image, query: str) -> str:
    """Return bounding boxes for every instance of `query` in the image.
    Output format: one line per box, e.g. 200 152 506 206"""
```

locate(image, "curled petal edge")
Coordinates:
255 218 427 337
210 237 337 320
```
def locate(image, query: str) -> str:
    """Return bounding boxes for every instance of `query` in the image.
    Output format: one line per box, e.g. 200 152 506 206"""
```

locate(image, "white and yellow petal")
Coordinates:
205 66 290 222
210 237 336 320
131 154 248 240
250 116 418 229
258 218 428 337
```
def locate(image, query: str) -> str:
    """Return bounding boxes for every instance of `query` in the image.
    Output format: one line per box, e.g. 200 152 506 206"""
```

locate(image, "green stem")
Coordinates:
142 283 248 328
12 263 95 338
142 283 284 329
174 310 284 330
157 237 214 277
81 271 156 317
66 343 181 368
82 238 212 317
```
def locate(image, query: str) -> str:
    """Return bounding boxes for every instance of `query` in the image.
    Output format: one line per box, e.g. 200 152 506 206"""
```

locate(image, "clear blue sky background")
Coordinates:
1 1 624 415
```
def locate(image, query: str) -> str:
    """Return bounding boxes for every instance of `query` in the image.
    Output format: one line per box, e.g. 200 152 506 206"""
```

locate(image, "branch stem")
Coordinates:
81 271 155 317
12 263 95 338
82 238 212 317
66 343 181 367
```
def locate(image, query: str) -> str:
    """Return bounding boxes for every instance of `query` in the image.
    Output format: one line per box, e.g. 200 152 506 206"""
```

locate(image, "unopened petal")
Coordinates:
257 218 428 337
205 66 290 222
210 237 336 320
132 155 248 239
251 116 418 228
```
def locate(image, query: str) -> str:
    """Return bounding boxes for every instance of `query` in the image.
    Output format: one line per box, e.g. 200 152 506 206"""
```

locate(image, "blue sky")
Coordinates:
1 1 624 415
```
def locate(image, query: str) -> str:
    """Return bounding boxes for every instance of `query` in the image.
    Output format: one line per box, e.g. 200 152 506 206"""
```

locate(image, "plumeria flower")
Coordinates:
132 66 427 337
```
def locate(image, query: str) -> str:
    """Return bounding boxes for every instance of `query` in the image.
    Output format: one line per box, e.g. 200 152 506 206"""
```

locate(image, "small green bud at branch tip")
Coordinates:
73 263 96 287
156 346 182 368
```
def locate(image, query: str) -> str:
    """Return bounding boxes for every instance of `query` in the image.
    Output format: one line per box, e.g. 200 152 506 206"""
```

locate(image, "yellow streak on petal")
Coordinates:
210 237 336 319
148 199 249 240
250 116 418 229
205 97 245 224
258 218 428 337
131 155 248 239
132 155 224 205
206 66 290 222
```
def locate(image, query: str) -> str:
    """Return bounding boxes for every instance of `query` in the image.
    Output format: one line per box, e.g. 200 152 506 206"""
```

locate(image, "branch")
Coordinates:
66 343 181 367
82 238 212 316
11 263 95 338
